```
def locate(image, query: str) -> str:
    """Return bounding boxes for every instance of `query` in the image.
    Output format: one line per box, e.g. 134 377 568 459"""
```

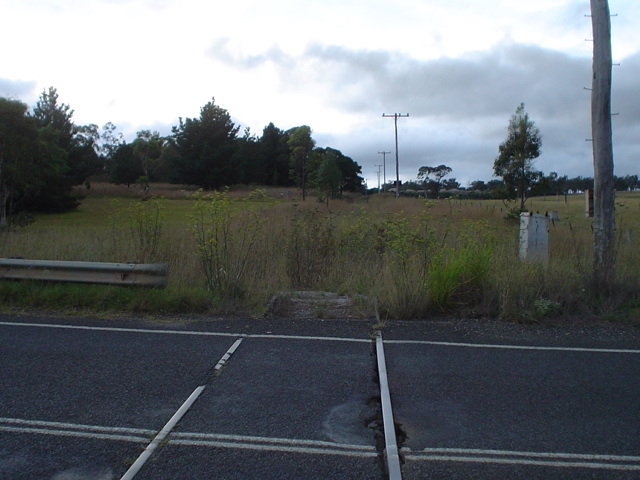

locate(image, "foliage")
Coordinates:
494 103 542 211
171 98 239 190
417 164 452 198
191 189 264 298
313 149 343 205
2 188 640 321
287 126 315 200
285 207 335 288
110 197 165 263
0 98 46 228
427 228 494 311
109 144 144 187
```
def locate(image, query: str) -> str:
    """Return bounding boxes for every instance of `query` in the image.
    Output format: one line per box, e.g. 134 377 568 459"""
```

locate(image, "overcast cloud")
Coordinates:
1 0 638 187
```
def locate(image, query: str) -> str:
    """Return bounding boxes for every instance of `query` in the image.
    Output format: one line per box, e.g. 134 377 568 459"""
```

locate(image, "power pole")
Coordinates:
375 164 383 193
382 114 409 198
590 0 615 288
378 151 391 189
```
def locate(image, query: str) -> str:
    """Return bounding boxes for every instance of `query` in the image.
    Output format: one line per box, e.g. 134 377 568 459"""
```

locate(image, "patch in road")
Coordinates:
385 341 640 478
135 336 382 479
0 322 240 429
174 336 378 443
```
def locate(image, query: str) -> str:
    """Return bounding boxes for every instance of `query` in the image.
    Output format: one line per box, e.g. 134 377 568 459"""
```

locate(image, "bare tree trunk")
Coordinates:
590 0 615 288
0 148 6 229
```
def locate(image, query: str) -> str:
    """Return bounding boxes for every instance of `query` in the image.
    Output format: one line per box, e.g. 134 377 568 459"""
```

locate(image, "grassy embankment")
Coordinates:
0 183 639 322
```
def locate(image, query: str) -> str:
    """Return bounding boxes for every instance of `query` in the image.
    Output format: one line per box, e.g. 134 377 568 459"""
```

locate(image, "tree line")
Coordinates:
409 104 638 204
101 98 363 200
0 89 364 226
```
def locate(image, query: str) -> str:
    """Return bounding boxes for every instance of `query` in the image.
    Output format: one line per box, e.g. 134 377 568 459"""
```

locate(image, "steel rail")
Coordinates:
376 331 403 480
0 258 168 288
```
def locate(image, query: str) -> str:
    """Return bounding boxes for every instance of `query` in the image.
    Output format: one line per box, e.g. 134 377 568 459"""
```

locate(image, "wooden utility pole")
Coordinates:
382 114 409 198
378 151 391 188
590 0 615 288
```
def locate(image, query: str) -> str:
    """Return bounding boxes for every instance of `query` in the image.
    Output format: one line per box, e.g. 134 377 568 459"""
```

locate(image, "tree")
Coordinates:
314 150 342 205
287 126 315 200
260 123 292 187
109 143 143 187
32 87 74 145
171 98 239 189
470 180 488 192
28 87 99 211
99 122 126 165
0 98 46 227
417 164 452 198
493 103 542 211
133 130 165 196
590 0 615 287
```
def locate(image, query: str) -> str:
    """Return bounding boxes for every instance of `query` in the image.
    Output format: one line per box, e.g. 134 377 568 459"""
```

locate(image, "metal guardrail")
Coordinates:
0 259 168 288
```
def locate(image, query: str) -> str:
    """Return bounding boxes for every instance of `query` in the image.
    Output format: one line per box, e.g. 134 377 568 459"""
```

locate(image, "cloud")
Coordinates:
207 37 640 184
0 78 37 101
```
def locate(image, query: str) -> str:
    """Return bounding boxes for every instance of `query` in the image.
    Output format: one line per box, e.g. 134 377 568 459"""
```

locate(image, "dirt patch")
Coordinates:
267 291 376 320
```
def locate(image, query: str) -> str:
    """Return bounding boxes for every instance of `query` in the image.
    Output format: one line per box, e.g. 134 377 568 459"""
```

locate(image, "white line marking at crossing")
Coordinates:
0 426 148 443
0 321 370 343
412 447 640 462
171 438 378 457
172 431 375 451
0 417 154 435
404 453 640 471
0 417 376 458
384 339 640 353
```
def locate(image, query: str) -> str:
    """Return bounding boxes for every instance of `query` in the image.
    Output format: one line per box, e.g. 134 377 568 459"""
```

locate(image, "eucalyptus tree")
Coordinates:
287 125 315 200
493 103 542 212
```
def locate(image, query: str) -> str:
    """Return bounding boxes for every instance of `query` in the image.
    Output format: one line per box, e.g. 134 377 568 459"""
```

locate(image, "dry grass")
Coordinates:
1 185 639 321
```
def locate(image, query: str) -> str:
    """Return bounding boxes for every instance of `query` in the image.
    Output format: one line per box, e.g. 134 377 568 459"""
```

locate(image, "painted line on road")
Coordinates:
172 431 375 451
171 437 378 458
0 321 370 343
3 321 639 351
0 417 155 436
120 337 244 480
0 417 376 458
404 451 640 471
384 339 640 354
0 425 149 443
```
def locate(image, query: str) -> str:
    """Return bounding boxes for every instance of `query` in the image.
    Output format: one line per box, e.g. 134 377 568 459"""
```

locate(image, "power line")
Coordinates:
377 151 391 187
382 113 409 198
375 164 383 192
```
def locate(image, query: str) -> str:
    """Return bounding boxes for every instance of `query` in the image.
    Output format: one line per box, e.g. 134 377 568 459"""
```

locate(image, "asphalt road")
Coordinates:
1 314 639 480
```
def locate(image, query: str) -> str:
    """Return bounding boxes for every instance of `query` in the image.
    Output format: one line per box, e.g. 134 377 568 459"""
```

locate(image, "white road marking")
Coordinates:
0 425 149 443
0 417 376 457
0 321 369 343
411 447 640 462
0 417 154 435
2 320 639 351
171 438 378 457
404 453 640 471
172 431 375 451
403 447 640 470
384 339 640 354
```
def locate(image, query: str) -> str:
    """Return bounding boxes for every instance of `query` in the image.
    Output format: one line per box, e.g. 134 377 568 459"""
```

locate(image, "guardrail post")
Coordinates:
0 259 168 288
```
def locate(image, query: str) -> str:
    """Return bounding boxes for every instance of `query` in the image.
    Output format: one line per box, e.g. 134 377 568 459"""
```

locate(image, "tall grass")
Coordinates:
1 185 639 321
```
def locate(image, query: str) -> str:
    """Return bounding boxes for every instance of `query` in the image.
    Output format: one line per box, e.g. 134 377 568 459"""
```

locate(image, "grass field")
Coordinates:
1 183 639 323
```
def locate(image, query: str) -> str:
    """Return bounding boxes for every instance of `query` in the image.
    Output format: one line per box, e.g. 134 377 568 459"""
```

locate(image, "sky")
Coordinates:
1 0 638 189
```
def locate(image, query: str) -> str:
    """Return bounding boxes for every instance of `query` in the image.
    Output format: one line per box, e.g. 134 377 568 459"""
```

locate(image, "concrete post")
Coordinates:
519 212 550 262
